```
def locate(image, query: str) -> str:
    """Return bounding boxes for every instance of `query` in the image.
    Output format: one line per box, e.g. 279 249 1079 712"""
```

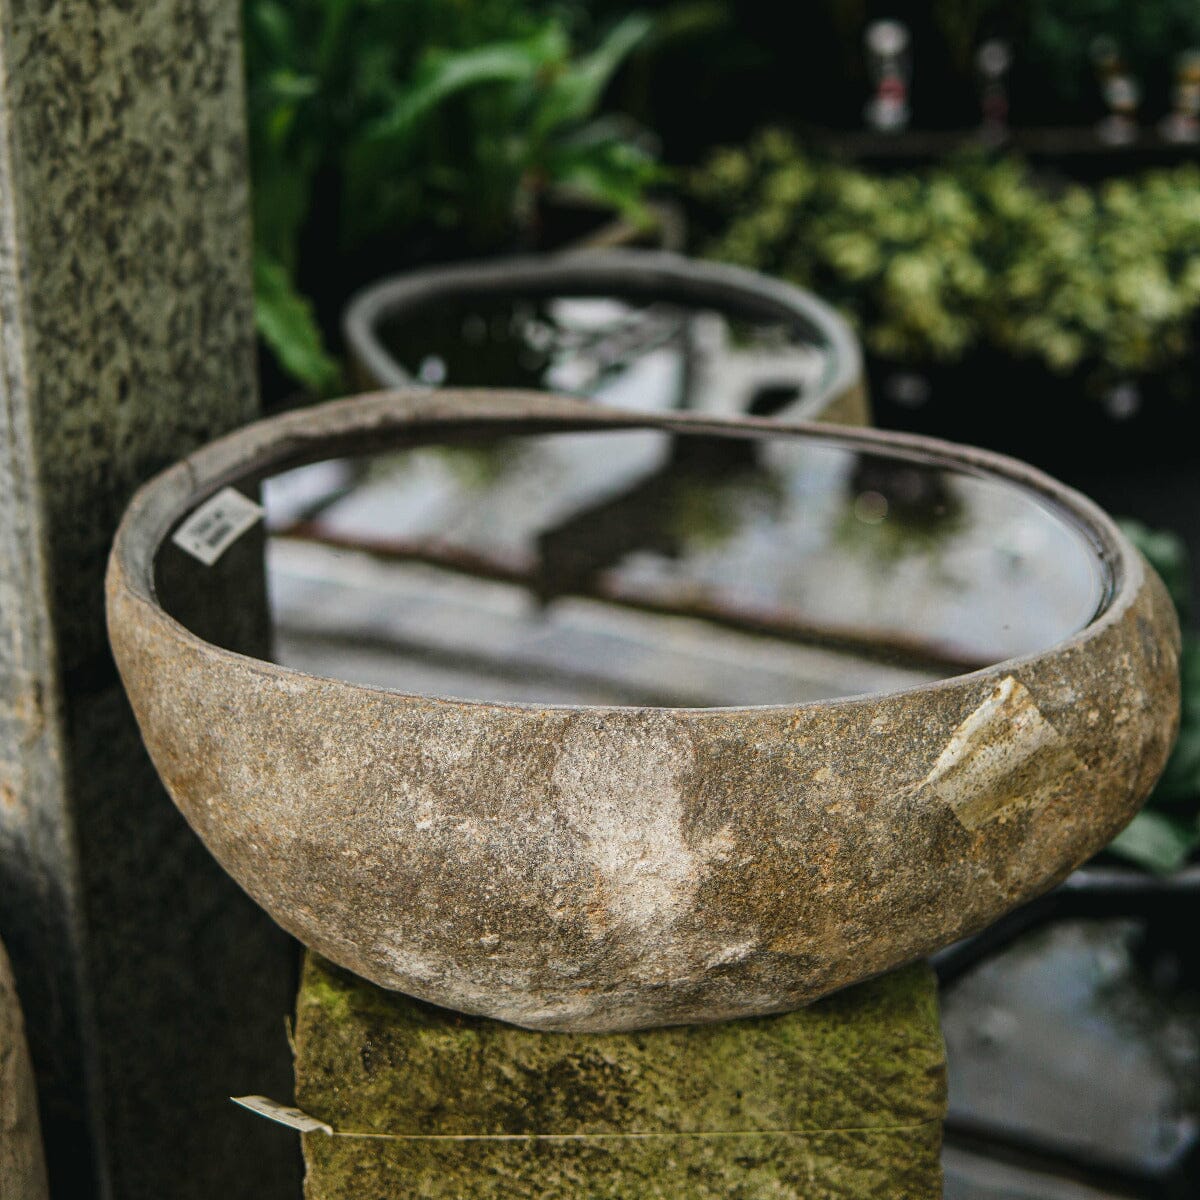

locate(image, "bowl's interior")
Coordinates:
154 421 1112 708
373 285 840 417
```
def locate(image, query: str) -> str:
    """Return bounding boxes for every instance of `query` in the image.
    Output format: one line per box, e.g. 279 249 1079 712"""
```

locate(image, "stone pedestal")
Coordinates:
293 954 945 1199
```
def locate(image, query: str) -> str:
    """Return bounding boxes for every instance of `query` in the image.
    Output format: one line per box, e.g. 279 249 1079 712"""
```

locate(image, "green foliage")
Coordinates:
1109 523 1200 874
1121 520 1192 618
244 0 660 392
253 252 343 395
694 131 1200 381
1107 807 1198 877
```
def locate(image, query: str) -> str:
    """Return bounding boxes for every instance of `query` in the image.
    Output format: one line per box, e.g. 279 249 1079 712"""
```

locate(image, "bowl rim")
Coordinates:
108 387 1142 718
340 248 864 420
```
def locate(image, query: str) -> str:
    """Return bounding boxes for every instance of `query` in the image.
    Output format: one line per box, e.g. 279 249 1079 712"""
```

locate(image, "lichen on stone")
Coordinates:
293 953 945 1199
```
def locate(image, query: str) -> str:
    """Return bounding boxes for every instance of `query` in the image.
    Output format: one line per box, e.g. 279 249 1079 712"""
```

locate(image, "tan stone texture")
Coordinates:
0 939 47 1200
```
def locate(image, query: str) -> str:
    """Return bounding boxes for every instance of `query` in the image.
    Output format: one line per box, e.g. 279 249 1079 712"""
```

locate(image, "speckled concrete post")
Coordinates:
0 3 296 1197
294 954 946 1199
1 938 48 1200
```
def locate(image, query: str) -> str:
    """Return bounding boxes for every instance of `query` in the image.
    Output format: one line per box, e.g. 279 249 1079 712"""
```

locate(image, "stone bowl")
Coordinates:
106 389 1181 1032
342 249 869 425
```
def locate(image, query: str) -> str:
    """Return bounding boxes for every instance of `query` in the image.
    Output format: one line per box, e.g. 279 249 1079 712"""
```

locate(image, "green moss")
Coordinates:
294 956 945 1198
302 974 357 1023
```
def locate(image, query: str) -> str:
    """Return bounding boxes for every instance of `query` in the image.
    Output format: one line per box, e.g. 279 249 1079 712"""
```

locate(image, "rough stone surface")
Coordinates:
293 952 945 1199
107 390 1182 1033
0 1 298 1195
0 938 48 1200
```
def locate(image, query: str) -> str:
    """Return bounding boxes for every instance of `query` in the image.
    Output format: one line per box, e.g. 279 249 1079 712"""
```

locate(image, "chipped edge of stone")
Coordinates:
918 676 1086 830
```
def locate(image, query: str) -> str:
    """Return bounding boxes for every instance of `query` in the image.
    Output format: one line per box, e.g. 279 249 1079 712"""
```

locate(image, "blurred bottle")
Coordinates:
1161 49 1200 144
1093 36 1140 146
864 20 911 133
976 39 1011 145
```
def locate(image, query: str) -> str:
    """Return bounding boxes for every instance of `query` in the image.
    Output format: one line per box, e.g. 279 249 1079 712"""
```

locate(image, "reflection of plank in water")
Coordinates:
277 522 992 677
533 472 684 602
532 439 766 602
268 538 963 707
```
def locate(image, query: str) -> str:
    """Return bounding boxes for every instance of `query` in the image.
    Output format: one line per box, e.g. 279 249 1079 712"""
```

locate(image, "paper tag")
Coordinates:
231 1095 333 1135
172 487 263 566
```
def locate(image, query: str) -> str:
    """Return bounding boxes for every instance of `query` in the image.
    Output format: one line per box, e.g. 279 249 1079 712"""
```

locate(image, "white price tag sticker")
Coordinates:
231 1096 333 1135
171 487 264 566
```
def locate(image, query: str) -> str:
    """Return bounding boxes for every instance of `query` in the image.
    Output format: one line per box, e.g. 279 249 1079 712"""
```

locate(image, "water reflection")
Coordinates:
943 920 1200 1190
251 426 1107 707
377 295 834 418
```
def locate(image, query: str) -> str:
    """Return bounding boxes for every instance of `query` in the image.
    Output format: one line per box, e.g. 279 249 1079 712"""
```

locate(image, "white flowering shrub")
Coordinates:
695 131 1200 381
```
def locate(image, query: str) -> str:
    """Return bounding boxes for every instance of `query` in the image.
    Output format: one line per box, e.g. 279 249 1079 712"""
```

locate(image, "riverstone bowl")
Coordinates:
342 249 869 426
106 389 1180 1033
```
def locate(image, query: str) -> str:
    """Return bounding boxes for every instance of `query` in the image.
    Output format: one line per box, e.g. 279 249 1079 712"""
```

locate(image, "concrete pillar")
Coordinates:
0 2 297 1196
293 953 946 1199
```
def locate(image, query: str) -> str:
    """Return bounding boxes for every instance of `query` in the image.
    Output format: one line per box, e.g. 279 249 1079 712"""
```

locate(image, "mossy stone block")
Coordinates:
294 954 945 1199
